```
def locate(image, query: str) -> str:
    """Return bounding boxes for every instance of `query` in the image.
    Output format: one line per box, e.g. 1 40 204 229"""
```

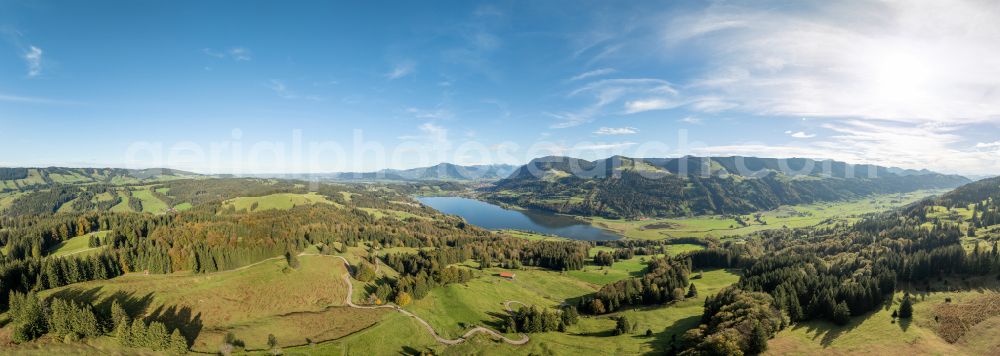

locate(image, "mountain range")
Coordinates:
487 156 972 219
332 163 516 181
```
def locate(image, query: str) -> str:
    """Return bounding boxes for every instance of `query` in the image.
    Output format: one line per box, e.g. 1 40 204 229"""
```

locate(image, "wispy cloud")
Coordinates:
569 68 616 81
665 1 1000 124
24 45 42 76
547 112 587 129
624 98 678 114
399 123 451 151
594 127 638 135
202 47 252 61
481 99 511 118
785 131 816 139
679 116 702 125
576 142 636 150
975 141 1000 149
406 107 453 120
263 80 324 101
688 120 998 175
267 80 296 99
0 93 77 105
228 47 251 61
385 61 416 80
551 78 680 128
439 7 505 81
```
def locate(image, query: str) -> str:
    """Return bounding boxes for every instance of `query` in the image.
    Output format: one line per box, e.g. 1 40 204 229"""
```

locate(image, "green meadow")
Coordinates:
47 231 109 258
222 192 339 212
6 255 369 353
289 265 740 356
767 277 1000 355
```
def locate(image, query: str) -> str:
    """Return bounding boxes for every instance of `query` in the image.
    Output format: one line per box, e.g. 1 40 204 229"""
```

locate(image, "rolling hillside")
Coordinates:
488 156 971 219
0 167 199 193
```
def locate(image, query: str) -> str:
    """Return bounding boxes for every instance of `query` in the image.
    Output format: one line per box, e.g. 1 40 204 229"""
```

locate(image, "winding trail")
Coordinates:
124 251 529 346
305 254 530 346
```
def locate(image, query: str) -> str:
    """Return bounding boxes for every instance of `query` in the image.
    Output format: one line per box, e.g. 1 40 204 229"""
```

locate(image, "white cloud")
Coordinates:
385 61 416 80
594 127 639 135
687 120 999 175
569 68 616 81
399 123 451 150
575 142 637 150
406 107 454 120
624 98 679 114
0 93 76 105
975 141 1000 149
202 47 252 61
666 1 1000 124
547 111 594 129
689 144 837 161
785 131 816 139
688 97 737 113
24 46 42 76
679 116 702 125
267 80 296 99
550 78 679 128
228 47 252 61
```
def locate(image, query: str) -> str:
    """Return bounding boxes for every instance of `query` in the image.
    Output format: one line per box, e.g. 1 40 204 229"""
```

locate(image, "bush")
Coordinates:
355 262 377 282
614 316 631 335
394 291 412 306
687 283 698 298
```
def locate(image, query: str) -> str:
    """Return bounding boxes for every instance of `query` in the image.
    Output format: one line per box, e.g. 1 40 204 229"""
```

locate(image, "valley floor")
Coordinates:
586 190 945 240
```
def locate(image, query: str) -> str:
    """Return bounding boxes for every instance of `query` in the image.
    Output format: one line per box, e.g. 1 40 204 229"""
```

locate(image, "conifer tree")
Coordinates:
899 293 914 318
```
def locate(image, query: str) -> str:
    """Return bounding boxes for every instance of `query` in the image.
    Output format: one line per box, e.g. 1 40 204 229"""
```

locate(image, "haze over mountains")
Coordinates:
333 162 516 181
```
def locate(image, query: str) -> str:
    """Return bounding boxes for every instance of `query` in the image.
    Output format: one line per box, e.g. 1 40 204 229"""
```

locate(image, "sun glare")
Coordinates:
868 47 932 106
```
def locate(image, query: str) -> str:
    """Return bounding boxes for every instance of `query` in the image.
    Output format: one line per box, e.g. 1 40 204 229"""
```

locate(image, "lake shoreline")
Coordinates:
416 196 623 241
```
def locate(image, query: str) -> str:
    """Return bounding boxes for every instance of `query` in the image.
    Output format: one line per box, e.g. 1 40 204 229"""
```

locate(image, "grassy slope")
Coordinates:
47 231 109 258
5 239 740 355
21 255 378 353
222 192 338 212
109 190 132 212
0 192 24 213
358 207 426 220
499 229 568 241
300 267 740 355
568 254 661 285
767 277 1000 355
131 189 169 214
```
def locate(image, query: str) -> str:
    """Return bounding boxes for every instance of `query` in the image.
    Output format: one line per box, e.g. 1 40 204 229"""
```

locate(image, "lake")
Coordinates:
417 196 621 241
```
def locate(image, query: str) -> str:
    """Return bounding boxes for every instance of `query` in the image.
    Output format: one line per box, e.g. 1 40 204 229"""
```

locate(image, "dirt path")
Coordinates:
304 254 530 346
121 251 529 346
503 300 527 312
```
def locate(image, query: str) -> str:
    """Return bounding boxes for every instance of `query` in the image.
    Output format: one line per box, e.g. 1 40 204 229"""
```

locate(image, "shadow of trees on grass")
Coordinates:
644 315 700 355
48 286 204 346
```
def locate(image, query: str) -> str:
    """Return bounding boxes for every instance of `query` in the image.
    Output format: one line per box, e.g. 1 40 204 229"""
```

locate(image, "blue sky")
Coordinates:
2 1 1000 175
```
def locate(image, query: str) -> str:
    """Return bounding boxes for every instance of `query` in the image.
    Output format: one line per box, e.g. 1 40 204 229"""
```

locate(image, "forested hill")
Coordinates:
0 167 199 193
488 156 971 219
901 175 1000 229
921 175 1000 208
